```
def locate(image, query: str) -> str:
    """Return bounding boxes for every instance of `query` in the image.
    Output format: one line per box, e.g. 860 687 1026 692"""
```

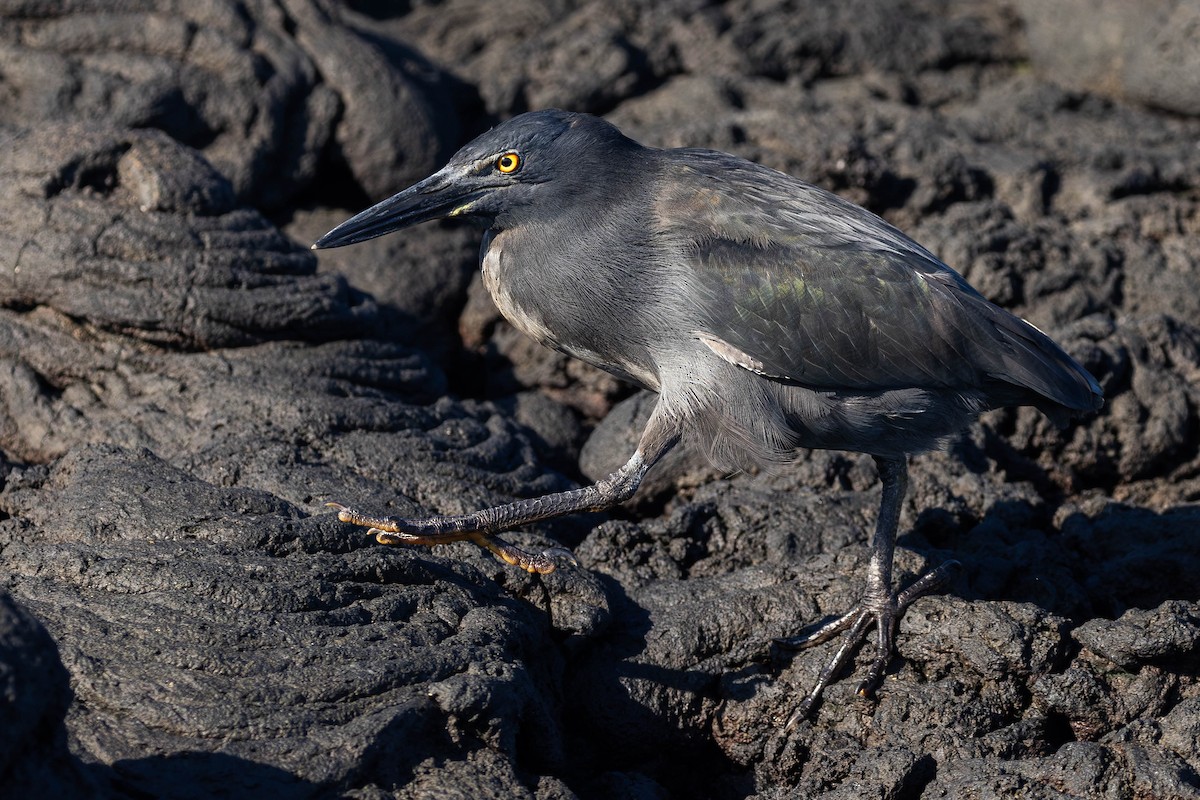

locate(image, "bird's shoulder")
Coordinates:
655 148 939 265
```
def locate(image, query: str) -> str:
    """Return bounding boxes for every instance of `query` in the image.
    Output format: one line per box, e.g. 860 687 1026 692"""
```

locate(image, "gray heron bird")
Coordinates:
313 110 1102 720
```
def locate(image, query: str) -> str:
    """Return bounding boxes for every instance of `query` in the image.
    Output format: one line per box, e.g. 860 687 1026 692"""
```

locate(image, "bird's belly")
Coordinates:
480 239 660 391
481 243 559 349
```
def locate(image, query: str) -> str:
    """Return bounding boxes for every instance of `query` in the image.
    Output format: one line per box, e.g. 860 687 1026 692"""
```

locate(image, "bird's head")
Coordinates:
313 110 645 249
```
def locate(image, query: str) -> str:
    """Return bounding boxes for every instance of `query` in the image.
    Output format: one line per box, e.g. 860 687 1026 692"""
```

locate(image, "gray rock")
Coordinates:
1020 0 1200 116
0 444 585 797
1 0 1199 797
0 0 455 210
925 740 1200 799
0 124 375 350
0 592 99 798
1075 601 1200 671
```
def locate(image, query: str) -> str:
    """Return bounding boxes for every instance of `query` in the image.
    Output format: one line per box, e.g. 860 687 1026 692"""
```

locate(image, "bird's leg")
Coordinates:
330 405 680 573
779 455 959 725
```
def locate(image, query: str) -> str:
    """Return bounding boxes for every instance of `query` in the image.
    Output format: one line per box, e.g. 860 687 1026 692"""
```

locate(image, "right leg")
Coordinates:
330 399 681 572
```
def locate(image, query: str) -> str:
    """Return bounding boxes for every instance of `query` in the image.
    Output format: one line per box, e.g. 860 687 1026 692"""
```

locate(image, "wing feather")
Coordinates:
658 150 1101 410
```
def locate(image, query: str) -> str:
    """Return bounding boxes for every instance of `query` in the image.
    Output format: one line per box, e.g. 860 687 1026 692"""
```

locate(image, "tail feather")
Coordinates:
986 309 1103 418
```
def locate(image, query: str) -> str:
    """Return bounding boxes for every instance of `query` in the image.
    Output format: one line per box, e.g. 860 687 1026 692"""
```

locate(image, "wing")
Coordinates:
658 150 1101 410
689 237 978 390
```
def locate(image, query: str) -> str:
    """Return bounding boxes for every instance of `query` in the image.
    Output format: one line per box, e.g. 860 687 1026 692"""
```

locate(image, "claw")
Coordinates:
472 534 577 574
540 547 580 567
327 502 412 534
784 699 814 730
372 528 419 545
781 559 960 726
775 607 860 652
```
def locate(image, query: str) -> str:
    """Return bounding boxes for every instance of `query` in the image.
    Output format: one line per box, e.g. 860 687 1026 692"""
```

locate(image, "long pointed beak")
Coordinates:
312 169 481 250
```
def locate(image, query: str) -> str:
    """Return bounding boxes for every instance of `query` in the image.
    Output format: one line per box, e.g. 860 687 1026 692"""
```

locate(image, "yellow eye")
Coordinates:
496 153 521 173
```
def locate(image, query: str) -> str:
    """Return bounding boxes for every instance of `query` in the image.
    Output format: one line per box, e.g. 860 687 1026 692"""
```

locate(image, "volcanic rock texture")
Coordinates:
1 0 1198 798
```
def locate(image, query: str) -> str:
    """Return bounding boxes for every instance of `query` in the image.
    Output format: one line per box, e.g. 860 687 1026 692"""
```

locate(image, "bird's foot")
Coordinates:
777 559 960 726
326 503 577 575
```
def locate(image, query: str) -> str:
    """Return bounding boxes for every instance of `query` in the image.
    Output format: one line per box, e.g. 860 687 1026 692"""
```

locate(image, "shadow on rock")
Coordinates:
561 570 751 799
99 752 319 800
946 497 1200 622
0 592 100 798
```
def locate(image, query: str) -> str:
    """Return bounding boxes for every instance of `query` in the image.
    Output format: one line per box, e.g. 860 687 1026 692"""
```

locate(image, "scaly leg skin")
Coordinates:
327 501 576 574
777 456 961 727
329 408 680 574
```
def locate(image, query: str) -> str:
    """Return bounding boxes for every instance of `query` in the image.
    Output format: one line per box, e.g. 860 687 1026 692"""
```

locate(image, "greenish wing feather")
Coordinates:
689 236 991 391
664 150 1100 409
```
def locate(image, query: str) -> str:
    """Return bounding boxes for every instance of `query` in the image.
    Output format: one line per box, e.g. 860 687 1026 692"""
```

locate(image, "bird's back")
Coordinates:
651 148 1103 424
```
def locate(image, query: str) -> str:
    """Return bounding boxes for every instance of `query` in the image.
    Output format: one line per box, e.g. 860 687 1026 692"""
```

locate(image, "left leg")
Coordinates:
778 455 959 724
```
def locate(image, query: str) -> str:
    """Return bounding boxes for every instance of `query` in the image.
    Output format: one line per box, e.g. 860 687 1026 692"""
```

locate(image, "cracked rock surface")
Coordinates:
1 0 1198 798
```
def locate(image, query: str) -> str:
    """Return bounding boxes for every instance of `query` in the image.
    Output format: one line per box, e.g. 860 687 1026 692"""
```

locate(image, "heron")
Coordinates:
313 110 1102 720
